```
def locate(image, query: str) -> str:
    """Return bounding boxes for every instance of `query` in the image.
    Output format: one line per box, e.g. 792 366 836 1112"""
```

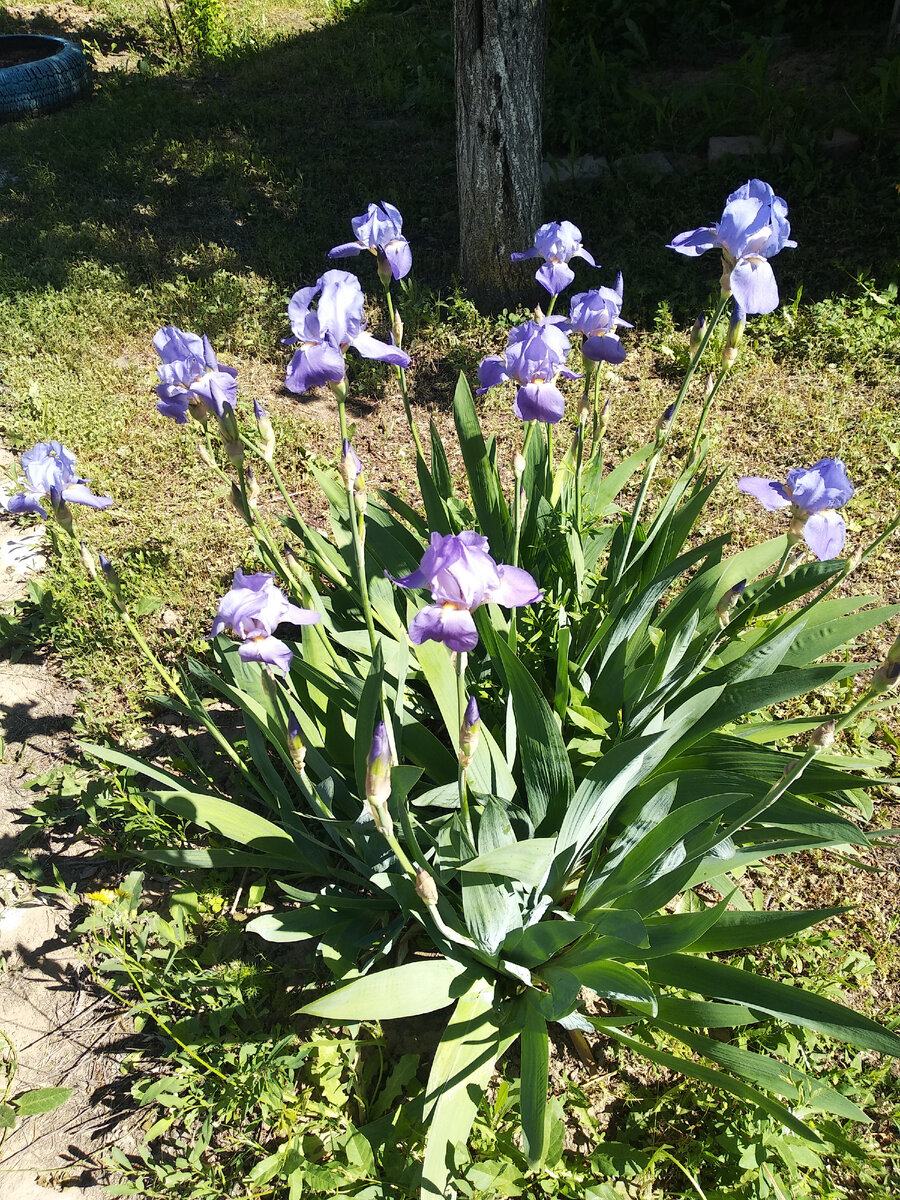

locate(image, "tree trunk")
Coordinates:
454 0 547 311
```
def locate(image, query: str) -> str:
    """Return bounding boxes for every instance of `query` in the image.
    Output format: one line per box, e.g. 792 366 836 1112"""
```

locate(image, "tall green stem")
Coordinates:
613 293 730 585
336 397 378 657
383 285 425 461
456 652 475 847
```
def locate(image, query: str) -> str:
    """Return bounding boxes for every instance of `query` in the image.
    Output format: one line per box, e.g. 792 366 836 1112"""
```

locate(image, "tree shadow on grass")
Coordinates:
0 6 897 336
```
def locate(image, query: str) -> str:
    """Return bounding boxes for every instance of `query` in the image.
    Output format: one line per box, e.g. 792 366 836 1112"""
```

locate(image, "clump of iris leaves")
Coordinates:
8 168 900 1200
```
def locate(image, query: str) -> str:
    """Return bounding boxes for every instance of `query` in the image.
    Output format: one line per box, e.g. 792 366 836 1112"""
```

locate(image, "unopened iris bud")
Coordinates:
246 467 260 508
415 867 439 907
886 632 900 666
871 659 900 696
340 438 362 490
598 399 612 438
809 719 836 751
283 544 302 577
722 307 746 369
787 511 808 545
783 544 806 574
287 712 306 771
188 396 209 427
354 472 367 516
513 452 526 479
458 695 481 768
53 500 73 535
328 376 349 405
704 373 716 398
577 399 591 426
365 721 392 807
229 482 243 515
656 404 675 437
253 399 276 463
197 441 216 469
376 247 394 289
79 542 97 580
690 313 707 357
99 553 121 595
392 308 404 349
716 579 746 628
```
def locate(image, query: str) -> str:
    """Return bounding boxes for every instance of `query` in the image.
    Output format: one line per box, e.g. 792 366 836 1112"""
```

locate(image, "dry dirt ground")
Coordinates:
1 464 143 1199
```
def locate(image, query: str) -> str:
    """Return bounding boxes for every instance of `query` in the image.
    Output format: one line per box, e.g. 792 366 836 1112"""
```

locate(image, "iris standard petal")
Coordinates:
803 510 846 560
717 196 772 258
409 604 480 652
737 476 793 511
513 381 566 424
788 458 854 511
729 257 780 315
154 326 205 364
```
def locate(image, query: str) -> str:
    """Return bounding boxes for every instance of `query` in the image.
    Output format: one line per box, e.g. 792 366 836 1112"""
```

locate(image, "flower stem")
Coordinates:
613 294 730 585
688 365 730 459
383 285 425 461
456 652 475 847
336 397 378 657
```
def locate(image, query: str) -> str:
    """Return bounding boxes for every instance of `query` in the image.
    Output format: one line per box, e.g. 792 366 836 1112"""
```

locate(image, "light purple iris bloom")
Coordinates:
477 320 580 424
738 458 854 561
668 179 796 315
4 441 113 518
568 273 632 364
154 327 238 423
328 202 412 281
392 531 542 652
511 220 598 297
211 569 321 675
284 270 411 395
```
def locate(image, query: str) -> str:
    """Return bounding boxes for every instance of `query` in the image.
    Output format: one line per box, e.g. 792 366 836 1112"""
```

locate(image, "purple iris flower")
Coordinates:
667 179 796 315
511 221 598 297
738 458 854 561
4 441 113 518
284 270 411 395
154 327 238 423
328 202 412 281
211 569 321 675
477 320 580 424
391 531 542 652
568 273 632 364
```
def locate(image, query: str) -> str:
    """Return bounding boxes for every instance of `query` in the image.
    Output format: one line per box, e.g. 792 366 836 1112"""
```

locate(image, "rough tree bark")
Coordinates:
454 0 547 311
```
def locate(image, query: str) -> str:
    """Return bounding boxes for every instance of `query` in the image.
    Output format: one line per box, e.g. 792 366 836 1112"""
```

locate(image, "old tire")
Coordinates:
0 35 91 121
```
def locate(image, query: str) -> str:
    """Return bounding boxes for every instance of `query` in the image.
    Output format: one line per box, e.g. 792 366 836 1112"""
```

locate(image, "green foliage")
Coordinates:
56 294 899 1197
176 0 233 58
